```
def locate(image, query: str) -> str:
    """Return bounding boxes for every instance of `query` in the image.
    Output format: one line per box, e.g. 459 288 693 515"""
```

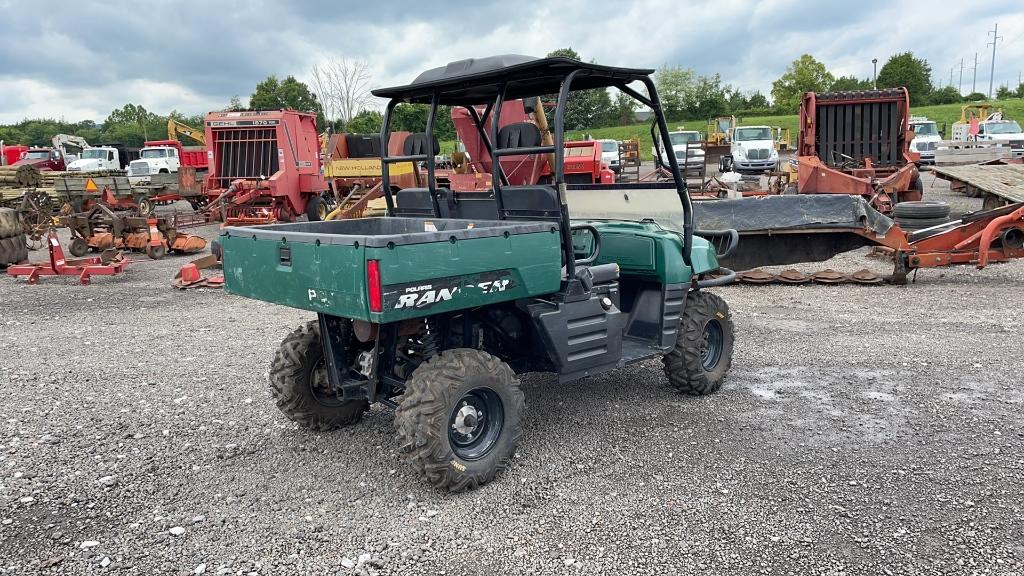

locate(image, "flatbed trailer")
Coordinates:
931 162 1024 210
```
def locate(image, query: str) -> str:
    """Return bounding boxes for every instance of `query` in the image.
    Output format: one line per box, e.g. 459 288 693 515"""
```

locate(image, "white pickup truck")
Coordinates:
653 130 705 175
721 126 779 174
128 145 182 182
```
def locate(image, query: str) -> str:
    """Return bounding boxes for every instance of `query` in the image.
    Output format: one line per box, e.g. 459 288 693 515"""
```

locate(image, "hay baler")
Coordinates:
204 110 327 225
795 89 922 214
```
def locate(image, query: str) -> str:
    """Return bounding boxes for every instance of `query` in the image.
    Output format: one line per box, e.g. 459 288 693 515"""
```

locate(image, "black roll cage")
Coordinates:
377 68 695 271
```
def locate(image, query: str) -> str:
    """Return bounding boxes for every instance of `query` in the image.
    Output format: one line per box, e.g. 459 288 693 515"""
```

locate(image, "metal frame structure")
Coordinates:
375 57 696 275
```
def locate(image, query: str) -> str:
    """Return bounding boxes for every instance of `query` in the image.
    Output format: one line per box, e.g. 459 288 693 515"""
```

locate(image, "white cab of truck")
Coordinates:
976 117 1024 157
725 126 778 174
128 146 181 182
597 139 620 173
653 130 705 174
909 116 941 164
67 147 120 172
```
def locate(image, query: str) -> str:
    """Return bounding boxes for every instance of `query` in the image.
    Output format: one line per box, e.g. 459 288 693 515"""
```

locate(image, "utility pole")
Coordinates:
959 58 964 94
988 23 1002 98
971 53 978 94
950 66 955 89
872 58 878 89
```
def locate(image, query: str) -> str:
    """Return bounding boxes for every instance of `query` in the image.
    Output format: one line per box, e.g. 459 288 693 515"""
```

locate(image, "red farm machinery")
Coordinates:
794 89 922 214
444 98 613 192
204 110 327 225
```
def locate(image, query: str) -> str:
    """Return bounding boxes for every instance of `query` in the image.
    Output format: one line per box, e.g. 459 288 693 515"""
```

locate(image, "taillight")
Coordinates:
367 260 382 313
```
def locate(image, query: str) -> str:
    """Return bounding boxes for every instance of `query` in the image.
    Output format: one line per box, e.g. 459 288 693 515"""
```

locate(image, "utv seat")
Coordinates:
391 133 447 217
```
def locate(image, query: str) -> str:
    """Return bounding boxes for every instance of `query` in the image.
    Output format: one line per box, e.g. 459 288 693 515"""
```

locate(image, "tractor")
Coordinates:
220 55 738 491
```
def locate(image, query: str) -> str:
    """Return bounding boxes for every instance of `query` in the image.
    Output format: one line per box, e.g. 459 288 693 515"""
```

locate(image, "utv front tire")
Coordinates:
269 320 369 431
663 290 734 395
395 349 524 492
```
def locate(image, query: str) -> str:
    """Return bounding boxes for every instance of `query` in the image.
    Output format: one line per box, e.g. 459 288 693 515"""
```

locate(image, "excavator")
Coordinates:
167 119 206 146
51 134 90 161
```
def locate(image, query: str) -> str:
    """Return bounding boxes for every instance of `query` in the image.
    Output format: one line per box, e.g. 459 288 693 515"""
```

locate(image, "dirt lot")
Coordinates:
1 176 1022 575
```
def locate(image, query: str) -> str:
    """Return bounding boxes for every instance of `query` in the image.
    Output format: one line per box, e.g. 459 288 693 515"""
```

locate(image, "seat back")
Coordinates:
495 122 542 150
403 133 440 157
345 134 381 158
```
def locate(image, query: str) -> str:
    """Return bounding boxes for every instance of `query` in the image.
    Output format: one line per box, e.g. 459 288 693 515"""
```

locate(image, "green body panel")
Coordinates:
367 233 562 322
222 230 562 323
574 220 719 283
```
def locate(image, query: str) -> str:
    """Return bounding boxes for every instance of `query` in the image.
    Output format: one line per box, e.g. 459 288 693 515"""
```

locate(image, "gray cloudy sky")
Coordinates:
1 0 1022 123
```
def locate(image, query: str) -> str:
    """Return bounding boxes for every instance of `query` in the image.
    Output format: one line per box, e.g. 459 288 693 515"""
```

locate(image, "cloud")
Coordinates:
0 0 1022 124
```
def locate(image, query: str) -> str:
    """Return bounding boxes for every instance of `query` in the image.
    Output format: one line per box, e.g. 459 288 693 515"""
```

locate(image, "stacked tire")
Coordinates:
0 208 28 267
893 201 952 232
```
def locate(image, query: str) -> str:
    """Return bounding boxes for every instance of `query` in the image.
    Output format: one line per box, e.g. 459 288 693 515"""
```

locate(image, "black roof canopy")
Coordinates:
371 55 655 105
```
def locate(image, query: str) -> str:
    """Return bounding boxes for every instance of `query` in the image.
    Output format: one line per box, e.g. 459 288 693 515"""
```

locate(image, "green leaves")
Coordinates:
771 54 835 113
876 52 932 106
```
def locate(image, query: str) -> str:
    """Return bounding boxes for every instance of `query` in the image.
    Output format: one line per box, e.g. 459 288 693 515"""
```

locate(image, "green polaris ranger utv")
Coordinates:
221 55 738 491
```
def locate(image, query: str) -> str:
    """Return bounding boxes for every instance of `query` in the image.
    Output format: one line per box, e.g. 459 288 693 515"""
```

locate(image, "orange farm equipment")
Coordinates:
204 110 327 225
796 89 922 214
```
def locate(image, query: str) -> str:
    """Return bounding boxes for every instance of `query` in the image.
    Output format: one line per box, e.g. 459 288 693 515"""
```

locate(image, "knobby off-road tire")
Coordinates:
269 320 369 431
663 290 735 396
395 349 524 492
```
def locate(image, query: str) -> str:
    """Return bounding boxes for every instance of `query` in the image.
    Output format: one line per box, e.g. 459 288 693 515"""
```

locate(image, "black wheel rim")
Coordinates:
701 319 724 371
448 387 504 461
310 357 346 407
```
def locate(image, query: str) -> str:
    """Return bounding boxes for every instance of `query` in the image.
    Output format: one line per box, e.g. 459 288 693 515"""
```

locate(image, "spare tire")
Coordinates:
895 216 952 230
893 201 950 219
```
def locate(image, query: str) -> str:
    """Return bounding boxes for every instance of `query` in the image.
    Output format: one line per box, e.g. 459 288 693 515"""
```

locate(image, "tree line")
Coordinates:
4 48 1024 148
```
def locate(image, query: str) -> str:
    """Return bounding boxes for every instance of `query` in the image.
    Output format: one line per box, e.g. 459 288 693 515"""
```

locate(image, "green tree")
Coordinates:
542 48 612 130
655 65 695 121
747 91 770 109
726 89 748 113
930 86 962 105
965 91 988 101
876 52 932 106
388 104 456 142
1017 83 1024 98
607 91 638 126
249 75 325 127
830 75 873 91
771 54 834 112
346 110 383 134
686 74 729 119
996 85 1014 100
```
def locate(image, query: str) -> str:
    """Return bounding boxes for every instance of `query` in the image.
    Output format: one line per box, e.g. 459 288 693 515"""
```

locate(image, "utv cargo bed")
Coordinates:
220 217 563 322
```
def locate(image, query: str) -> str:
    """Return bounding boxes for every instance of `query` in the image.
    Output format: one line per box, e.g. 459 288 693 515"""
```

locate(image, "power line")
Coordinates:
988 22 1003 98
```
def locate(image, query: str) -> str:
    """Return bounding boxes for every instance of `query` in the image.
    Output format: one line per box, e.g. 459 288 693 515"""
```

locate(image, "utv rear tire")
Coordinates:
269 320 369 431
663 290 734 395
395 349 524 492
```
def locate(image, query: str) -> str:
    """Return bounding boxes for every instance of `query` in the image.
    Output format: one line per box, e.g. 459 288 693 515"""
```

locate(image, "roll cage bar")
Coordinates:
374 56 694 269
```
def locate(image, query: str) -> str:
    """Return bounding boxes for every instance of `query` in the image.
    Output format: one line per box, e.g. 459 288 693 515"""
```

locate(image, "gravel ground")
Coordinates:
1 178 1022 575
